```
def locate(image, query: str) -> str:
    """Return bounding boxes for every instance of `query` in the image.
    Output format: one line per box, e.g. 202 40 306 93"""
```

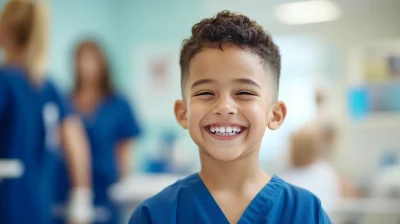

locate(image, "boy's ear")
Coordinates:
174 100 188 129
268 101 287 130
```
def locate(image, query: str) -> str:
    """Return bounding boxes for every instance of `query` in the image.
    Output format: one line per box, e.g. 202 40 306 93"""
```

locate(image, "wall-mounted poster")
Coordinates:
130 43 199 173
349 41 400 118
362 44 400 83
131 43 181 124
348 84 400 119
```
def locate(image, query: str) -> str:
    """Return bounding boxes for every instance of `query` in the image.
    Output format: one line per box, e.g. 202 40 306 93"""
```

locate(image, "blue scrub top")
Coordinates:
0 66 71 224
129 174 332 224
81 95 141 203
55 94 141 207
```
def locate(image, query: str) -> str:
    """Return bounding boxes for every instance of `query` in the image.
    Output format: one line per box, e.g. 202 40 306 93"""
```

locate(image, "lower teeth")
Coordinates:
215 132 238 136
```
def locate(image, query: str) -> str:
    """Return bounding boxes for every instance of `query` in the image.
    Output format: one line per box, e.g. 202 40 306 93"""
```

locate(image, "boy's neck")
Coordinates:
198 149 270 192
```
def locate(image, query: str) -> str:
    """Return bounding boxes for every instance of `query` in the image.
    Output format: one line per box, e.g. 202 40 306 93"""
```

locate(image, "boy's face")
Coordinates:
175 45 286 162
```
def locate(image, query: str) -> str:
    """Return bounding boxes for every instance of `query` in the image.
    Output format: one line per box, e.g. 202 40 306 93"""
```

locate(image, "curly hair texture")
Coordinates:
179 10 281 98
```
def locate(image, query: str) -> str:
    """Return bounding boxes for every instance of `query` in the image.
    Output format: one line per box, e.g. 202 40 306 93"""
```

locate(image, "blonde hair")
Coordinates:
289 124 321 167
0 0 48 82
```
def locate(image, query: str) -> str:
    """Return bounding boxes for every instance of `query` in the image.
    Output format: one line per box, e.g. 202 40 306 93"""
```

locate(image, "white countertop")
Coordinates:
108 173 185 204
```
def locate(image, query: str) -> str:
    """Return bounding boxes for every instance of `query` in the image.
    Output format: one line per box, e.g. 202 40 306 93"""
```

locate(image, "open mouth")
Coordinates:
204 125 247 138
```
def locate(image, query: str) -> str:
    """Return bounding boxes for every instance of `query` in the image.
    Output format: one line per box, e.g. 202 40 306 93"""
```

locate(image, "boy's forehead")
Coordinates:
186 46 267 85
189 46 264 76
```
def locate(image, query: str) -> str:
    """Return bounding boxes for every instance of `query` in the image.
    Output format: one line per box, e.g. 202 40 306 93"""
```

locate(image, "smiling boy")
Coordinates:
129 11 332 224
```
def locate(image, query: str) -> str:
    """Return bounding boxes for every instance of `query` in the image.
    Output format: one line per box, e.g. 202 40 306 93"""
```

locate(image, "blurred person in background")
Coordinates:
280 124 341 214
314 86 337 156
314 86 359 199
54 39 142 224
0 1 93 224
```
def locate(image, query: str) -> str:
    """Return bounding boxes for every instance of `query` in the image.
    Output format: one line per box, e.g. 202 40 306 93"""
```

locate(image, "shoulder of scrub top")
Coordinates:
0 65 28 80
108 93 132 106
131 174 196 217
105 93 141 117
0 67 73 121
0 65 59 88
276 176 332 223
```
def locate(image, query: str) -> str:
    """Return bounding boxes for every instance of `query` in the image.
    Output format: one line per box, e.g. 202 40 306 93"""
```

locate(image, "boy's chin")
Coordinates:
202 147 247 162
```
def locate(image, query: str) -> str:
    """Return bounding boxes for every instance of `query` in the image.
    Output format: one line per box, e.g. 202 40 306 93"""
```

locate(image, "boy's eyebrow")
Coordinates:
191 79 214 89
234 78 261 89
191 78 261 89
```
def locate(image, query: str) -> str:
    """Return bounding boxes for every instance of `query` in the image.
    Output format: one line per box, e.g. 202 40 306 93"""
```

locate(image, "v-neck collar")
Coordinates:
71 95 111 123
194 173 284 224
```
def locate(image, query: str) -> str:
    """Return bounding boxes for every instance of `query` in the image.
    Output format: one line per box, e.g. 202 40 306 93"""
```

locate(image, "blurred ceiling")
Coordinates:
204 0 400 41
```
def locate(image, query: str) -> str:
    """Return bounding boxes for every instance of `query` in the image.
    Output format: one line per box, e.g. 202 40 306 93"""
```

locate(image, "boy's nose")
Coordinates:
212 97 237 116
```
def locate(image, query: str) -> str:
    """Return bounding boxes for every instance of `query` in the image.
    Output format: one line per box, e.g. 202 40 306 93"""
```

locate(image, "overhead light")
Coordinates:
275 0 341 25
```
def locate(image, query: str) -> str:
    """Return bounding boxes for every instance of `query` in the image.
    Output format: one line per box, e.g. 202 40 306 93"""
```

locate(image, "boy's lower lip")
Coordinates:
203 127 245 140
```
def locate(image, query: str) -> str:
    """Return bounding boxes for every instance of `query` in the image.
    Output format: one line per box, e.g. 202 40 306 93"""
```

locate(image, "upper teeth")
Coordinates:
209 125 242 134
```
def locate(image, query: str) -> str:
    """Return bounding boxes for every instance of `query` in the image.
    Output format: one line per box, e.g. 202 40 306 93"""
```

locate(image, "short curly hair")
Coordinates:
179 10 281 98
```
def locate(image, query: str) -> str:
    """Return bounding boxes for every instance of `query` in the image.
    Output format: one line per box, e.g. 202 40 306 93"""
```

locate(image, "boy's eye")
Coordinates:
237 91 256 96
195 91 214 96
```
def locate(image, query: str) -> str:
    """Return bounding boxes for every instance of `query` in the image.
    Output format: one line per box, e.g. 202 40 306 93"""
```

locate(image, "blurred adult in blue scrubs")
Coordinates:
0 1 93 224
54 40 142 224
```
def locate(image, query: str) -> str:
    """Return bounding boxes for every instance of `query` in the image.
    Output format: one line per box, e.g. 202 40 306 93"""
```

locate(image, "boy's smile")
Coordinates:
174 44 286 162
204 123 247 140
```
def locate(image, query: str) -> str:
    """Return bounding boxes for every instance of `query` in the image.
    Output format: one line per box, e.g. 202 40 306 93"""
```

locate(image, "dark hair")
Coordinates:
179 10 281 97
73 40 114 97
